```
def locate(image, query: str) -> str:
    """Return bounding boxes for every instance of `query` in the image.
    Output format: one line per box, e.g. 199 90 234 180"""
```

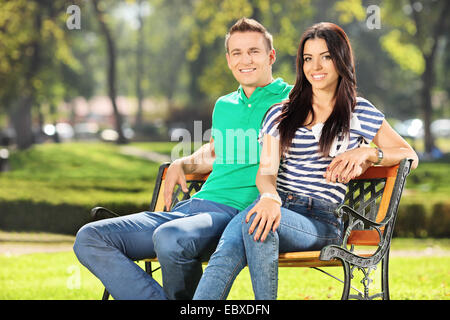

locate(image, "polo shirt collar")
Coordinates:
237 77 286 101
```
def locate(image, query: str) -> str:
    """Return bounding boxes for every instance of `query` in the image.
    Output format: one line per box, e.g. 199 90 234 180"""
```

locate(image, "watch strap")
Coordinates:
374 148 383 165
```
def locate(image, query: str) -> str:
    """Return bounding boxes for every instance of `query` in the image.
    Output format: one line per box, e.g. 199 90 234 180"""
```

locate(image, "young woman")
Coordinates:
193 22 418 300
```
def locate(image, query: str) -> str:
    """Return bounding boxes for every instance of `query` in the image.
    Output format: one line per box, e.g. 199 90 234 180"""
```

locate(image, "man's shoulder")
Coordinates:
215 90 240 105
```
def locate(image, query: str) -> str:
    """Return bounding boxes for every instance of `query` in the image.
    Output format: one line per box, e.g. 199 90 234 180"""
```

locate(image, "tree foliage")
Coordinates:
0 0 448 151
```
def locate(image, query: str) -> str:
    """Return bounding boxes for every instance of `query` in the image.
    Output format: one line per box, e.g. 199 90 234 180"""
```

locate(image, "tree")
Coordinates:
0 0 83 149
331 0 449 154
380 0 449 154
134 0 146 129
92 0 127 144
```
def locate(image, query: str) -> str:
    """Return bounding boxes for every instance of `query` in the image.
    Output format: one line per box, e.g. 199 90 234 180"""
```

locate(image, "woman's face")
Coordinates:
302 38 340 94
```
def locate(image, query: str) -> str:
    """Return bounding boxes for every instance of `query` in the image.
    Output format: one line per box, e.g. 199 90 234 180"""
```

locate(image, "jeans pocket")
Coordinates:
309 209 340 228
309 209 343 244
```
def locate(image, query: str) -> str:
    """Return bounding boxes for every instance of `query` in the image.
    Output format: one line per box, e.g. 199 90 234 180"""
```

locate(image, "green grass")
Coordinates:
0 241 448 300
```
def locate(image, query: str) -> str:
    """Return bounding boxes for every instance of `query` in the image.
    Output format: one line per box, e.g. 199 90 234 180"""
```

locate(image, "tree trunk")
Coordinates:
410 0 450 155
421 57 435 154
135 0 145 129
10 97 34 150
92 0 127 144
9 4 45 150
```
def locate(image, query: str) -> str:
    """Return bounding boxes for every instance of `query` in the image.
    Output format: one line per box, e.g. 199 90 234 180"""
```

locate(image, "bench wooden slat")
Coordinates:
347 230 381 246
142 251 374 268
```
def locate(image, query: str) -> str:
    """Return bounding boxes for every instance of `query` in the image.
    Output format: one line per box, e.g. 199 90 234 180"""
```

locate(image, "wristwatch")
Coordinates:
260 193 282 206
374 148 383 165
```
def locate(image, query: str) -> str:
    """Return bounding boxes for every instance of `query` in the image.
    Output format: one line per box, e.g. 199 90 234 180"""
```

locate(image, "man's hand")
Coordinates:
164 160 188 211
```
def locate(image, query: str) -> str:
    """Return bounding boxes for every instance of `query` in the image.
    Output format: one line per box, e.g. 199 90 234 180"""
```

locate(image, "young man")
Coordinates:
73 18 292 300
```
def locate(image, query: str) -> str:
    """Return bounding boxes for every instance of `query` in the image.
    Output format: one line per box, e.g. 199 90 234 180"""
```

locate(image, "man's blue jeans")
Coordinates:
193 191 343 300
73 198 239 300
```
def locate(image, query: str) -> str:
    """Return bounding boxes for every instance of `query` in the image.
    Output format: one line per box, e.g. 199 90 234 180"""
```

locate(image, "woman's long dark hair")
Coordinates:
278 22 357 156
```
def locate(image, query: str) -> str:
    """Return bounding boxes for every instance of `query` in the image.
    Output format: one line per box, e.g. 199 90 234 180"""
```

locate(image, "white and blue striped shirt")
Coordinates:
260 97 385 204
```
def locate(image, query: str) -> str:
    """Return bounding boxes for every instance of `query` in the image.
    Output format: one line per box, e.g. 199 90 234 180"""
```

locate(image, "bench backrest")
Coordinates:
150 159 412 248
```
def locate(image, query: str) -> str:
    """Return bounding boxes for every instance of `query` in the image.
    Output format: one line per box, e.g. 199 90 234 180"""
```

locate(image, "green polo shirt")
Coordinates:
192 78 292 210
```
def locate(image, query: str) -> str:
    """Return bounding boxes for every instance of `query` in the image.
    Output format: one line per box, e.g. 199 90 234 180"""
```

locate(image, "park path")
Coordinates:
119 145 171 163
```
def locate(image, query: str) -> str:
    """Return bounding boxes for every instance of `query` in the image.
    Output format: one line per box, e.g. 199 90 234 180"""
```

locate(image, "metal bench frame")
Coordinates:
91 158 412 300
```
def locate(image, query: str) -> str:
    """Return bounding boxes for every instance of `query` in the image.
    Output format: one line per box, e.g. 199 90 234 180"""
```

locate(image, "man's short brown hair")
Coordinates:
225 17 273 53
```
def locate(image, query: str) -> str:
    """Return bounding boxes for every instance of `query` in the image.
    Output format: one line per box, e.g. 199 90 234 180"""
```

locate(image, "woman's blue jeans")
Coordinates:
194 191 343 300
73 198 238 300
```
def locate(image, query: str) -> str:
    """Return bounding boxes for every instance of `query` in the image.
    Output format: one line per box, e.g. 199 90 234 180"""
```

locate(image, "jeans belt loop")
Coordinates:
308 197 313 210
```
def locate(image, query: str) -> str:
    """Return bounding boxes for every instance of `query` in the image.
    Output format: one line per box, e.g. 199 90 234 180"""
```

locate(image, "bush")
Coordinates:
428 203 450 238
395 203 428 238
0 200 149 235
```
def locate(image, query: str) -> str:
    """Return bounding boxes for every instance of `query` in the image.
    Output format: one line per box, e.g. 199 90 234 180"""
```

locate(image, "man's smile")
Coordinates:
239 68 257 73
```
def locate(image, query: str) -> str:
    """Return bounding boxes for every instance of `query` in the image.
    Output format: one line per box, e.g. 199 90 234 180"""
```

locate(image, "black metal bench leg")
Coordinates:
381 249 390 300
102 288 110 300
340 260 351 300
145 261 152 275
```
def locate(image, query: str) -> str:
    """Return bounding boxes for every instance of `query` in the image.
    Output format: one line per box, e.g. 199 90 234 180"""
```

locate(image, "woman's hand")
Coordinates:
245 198 281 242
324 147 375 184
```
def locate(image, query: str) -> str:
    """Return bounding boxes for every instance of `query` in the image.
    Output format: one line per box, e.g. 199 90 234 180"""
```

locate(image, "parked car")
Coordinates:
42 123 74 141
431 119 450 138
74 122 99 140
394 118 424 139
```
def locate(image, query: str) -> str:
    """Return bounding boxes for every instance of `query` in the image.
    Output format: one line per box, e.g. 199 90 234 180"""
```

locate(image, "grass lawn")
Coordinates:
0 142 164 207
0 237 448 300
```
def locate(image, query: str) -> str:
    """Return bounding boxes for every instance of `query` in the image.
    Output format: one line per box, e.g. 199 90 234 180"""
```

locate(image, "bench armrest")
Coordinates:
335 204 389 229
91 206 121 220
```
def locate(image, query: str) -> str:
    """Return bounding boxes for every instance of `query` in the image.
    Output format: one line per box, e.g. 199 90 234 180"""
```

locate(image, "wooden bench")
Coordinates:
91 158 412 300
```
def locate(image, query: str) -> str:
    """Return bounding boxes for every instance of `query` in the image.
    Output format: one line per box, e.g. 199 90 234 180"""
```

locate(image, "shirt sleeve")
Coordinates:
352 97 385 144
259 104 283 143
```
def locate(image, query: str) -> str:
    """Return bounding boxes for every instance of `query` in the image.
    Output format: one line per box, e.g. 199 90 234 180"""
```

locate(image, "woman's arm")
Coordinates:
325 119 419 183
370 120 419 169
246 134 282 242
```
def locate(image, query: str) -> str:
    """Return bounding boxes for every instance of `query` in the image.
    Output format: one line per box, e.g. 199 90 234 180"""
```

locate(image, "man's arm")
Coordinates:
178 137 215 175
163 138 215 210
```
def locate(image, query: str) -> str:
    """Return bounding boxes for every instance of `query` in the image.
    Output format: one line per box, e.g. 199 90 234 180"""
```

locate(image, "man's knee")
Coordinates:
152 224 193 261
73 223 102 262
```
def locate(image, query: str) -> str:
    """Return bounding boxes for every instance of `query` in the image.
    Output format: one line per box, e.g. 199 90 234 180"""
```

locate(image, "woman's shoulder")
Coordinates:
268 101 286 113
264 102 285 122
354 97 385 118
355 96 376 108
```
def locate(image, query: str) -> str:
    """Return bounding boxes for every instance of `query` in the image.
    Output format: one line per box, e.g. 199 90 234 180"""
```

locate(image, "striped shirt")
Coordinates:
260 97 385 204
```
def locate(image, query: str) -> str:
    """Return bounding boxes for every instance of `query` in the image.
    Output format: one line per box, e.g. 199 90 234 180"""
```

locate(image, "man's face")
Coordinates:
226 31 276 96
